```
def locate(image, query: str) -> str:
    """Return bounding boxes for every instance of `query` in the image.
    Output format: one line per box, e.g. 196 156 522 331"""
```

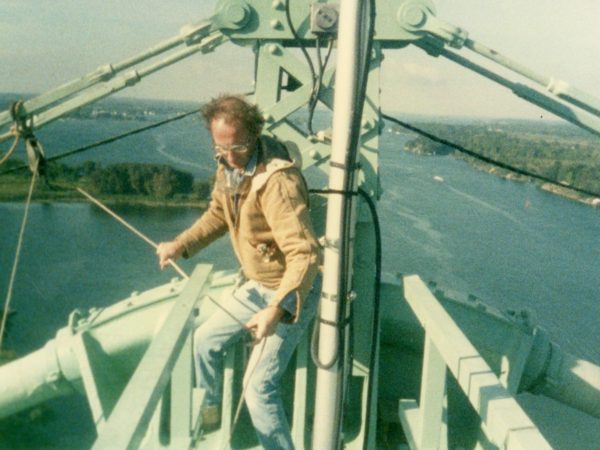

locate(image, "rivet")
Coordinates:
362 118 373 129
405 6 426 27
270 19 284 30
226 4 249 26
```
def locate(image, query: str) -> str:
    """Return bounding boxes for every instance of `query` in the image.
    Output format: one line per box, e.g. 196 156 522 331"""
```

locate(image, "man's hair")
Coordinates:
201 94 265 136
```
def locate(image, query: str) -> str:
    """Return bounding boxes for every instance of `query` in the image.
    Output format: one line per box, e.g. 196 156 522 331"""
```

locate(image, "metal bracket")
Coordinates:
311 4 340 34
320 291 339 303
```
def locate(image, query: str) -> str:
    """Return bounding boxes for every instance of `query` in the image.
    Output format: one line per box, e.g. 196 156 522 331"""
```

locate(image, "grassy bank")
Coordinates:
0 175 208 208
0 160 210 208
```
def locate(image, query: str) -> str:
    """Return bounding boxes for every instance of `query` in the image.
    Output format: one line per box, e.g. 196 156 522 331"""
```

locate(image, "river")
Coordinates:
0 112 598 448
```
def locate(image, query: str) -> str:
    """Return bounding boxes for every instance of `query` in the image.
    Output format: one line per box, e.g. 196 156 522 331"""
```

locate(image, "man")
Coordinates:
156 94 321 450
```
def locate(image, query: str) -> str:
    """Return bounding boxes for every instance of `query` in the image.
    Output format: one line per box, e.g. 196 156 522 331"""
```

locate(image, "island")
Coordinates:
397 119 600 206
0 160 210 208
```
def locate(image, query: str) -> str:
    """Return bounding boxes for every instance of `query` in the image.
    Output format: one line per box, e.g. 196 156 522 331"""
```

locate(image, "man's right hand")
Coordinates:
156 240 184 269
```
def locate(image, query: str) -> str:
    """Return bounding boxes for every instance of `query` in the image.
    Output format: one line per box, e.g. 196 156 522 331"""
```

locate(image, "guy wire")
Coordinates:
0 162 39 351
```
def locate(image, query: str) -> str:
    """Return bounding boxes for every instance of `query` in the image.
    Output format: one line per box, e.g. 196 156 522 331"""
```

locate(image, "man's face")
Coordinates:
210 117 256 170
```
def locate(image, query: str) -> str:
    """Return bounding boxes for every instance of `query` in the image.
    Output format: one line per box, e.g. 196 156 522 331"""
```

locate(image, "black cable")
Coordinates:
308 185 382 450
308 187 382 362
284 0 319 135
284 0 317 86
306 37 323 136
358 1 378 447
382 113 600 199
307 37 334 136
0 107 203 176
308 188 356 372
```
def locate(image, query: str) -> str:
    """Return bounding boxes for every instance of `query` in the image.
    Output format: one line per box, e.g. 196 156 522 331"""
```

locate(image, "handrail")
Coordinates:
399 275 552 450
92 264 212 450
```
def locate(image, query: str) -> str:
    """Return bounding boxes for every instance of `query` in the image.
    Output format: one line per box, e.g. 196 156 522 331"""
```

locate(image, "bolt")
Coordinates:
270 19 284 30
226 4 248 26
268 44 281 55
398 3 428 30
46 371 61 384
408 9 426 27
272 0 285 11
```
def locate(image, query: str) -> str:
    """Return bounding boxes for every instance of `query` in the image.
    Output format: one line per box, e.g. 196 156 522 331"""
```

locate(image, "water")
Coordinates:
0 103 598 448
377 134 600 363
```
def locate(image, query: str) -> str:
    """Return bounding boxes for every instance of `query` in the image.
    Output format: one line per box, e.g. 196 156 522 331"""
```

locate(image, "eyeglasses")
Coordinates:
213 143 252 155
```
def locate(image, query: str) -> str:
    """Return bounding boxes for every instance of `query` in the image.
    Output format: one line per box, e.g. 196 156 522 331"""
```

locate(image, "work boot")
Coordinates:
201 404 221 432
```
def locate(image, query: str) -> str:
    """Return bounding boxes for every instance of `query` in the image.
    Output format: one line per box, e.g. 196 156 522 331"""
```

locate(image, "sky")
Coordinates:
1 0 599 119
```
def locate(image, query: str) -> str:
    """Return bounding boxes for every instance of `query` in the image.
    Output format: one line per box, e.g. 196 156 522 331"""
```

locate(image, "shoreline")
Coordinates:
2 174 598 209
0 180 208 208
402 147 600 208
473 161 600 208
0 192 208 209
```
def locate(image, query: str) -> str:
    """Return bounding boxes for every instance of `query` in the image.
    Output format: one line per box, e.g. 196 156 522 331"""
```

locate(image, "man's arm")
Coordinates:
157 185 228 268
176 195 228 255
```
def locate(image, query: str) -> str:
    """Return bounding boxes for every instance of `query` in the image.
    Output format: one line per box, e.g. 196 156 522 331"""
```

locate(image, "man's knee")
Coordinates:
244 378 276 412
193 324 219 358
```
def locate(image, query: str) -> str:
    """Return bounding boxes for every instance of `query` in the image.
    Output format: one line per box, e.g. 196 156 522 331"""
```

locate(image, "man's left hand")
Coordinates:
246 306 284 342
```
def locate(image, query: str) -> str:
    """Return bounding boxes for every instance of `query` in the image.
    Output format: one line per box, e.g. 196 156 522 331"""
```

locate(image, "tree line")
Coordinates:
402 122 600 195
3 159 211 201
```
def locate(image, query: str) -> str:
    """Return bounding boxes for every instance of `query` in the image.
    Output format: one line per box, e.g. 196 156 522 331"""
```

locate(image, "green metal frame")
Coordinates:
92 264 212 450
3 2 600 449
400 275 552 450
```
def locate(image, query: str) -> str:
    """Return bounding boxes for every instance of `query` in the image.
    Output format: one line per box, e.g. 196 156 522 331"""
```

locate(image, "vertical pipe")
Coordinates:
312 1 365 449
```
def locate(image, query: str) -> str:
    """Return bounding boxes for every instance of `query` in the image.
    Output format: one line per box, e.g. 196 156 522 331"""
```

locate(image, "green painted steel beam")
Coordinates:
416 40 600 138
73 331 128 430
213 0 426 43
401 275 552 450
27 32 226 133
0 21 216 131
92 264 212 450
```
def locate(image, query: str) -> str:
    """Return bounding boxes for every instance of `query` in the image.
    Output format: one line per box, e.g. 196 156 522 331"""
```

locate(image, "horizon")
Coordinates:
0 91 569 126
1 1 599 121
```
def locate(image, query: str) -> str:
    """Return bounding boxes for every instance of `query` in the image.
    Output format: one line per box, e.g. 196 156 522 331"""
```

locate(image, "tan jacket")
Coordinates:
176 136 320 320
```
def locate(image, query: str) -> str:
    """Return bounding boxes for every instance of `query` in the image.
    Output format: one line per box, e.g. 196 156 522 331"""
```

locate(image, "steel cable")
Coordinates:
0 107 203 176
382 113 600 199
0 162 39 351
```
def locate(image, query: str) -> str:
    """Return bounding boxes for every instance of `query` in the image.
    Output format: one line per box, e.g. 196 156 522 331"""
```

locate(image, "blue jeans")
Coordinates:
193 275 320 450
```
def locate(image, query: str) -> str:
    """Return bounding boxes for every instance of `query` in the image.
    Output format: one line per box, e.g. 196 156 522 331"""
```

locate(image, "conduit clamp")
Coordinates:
320 291 339 303
329 160 362 171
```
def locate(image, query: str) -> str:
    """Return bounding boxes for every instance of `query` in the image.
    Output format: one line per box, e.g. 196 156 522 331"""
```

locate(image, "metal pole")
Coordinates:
312 1 365 448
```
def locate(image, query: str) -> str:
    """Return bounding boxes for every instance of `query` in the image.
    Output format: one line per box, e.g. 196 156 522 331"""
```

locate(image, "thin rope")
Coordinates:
76 187 251 329
0 131 19 166
0 164 38 351
77 186 270 446
76 187 187 276
0 107 203 176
